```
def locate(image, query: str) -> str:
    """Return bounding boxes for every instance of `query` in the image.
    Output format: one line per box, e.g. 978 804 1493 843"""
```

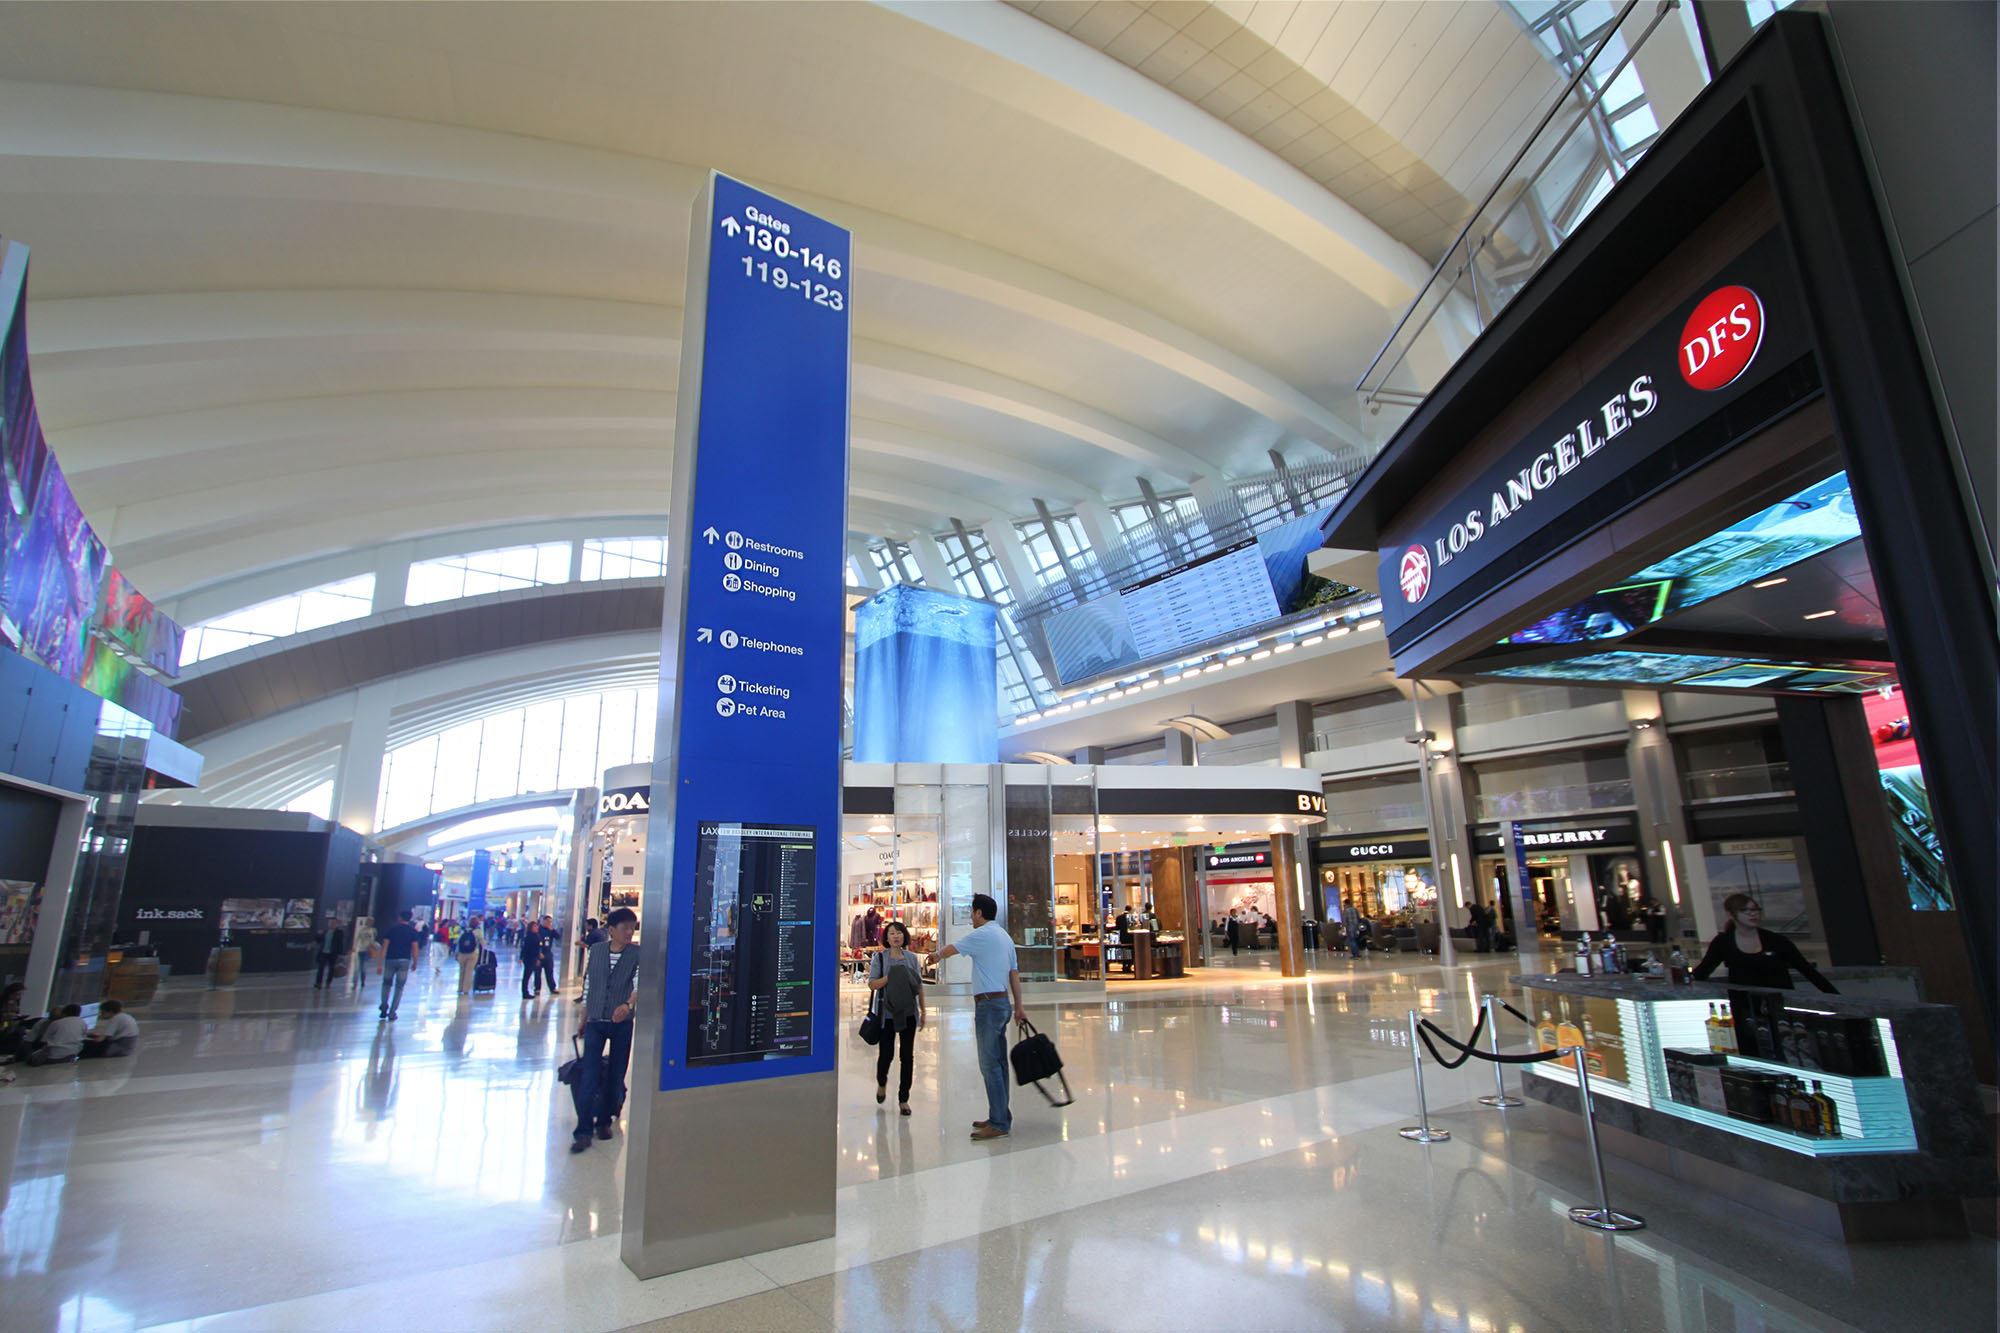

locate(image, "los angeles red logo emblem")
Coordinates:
1398 545 1431 604
1679 285 1764 391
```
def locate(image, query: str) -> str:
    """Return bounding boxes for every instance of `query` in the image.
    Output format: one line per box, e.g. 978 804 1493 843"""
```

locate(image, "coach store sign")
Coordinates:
598 786 651 819
1382 231 1810 642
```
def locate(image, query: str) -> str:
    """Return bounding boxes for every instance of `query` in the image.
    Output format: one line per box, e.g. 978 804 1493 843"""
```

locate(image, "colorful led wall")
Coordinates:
0 240 185 735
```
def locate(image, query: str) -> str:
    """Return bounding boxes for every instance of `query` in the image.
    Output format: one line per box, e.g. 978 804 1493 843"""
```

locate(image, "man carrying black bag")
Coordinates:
568 907 640 1155
926 893 1027 1142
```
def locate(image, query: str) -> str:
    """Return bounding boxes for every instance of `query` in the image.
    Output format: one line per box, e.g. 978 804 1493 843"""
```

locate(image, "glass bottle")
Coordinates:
1810 1080 1841 1138
1555 999 1584 1055
1581 1016 1605 1076
1669 945 1689 985
1575 933 1593 976
1716 1002 1739 1054
1537 1006 1560 1052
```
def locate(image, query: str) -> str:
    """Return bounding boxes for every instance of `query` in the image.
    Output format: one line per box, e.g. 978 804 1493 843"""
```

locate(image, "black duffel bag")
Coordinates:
1008 1016 1073 1107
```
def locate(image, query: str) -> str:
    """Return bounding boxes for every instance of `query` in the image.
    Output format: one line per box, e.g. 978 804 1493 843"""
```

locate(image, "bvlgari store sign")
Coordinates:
1382 232 1811 644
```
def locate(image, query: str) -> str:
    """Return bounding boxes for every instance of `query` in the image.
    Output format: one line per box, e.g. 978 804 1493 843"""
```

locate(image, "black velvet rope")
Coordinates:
1413 1007 1487 1068
1499 1000 1532 1025
1419 1016 1575 1067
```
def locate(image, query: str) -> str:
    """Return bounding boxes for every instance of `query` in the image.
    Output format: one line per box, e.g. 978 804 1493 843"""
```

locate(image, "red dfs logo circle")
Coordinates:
1398 545 1431 604
1679 285 1765 391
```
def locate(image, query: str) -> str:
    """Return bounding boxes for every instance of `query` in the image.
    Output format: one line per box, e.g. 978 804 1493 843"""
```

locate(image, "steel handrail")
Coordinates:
1355 0 1655 404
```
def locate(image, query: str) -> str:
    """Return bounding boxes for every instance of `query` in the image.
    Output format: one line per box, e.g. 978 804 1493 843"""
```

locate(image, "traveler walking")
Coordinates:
313 917 347 989
454 920 483 995
570 907 640 1153
349 917 377 995
536 915 561 995
377 910 423 1020
1341 900 1365 958
575 918 606 997
868 921 926 1117
925 893 1026 1142
519 921 546 999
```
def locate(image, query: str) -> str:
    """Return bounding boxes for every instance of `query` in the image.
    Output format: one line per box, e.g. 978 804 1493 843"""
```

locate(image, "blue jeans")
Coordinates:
574 1019 634 1139
974 995 1012 1132
379 959 411 1014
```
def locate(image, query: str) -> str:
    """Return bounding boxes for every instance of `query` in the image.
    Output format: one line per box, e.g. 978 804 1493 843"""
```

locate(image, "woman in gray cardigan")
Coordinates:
868 921 927 1116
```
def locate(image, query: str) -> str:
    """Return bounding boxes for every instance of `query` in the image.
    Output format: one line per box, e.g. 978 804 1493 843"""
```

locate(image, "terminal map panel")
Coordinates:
687 822 818 1067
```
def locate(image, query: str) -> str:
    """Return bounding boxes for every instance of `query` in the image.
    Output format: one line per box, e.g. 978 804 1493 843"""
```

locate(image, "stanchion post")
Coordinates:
1398 1009 1451 1144
1566 1045 1645 1232
1476 992 1523 1108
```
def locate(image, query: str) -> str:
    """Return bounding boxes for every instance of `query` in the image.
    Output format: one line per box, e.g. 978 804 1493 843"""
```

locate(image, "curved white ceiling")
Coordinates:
0 1 1532 606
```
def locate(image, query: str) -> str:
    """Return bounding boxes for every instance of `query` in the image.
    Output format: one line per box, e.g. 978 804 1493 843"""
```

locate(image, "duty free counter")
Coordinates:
1063 932 1185 980
1510 972 1994 1240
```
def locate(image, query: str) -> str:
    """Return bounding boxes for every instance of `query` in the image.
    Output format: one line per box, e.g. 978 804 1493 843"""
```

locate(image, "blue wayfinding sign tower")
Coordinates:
648 173 851 1096
624 172 851 1278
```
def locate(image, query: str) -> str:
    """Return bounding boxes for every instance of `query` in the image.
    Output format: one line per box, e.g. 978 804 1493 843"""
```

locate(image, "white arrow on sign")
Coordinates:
702 526 720 544
720 217 742 237
696 627 712 643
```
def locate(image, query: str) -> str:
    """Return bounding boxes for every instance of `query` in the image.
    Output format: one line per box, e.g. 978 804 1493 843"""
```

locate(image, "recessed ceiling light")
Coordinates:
1804 610 1837 620
1226 655 1247 666
1203 663 1223 673
1273 642 1295 653
1250 650 1271 661
1301 635 1324 647
1752 577 1788 589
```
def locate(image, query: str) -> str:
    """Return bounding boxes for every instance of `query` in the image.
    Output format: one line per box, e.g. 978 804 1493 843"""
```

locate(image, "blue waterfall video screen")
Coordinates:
851 583 997 763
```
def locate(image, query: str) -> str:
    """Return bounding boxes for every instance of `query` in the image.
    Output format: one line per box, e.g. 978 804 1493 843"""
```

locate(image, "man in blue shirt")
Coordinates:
927 893 1026 1141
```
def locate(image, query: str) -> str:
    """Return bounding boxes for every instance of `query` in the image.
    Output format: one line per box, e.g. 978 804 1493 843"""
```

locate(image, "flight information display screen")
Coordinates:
1035 505 1351 686
686 821 818 1068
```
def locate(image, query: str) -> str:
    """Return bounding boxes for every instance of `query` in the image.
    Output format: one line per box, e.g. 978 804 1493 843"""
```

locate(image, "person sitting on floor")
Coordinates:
16 1004 86 1066
79 999 140 1059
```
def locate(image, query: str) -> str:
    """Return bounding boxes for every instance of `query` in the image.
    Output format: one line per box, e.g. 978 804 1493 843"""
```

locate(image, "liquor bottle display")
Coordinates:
1810 1080 1840 1138
1581 1016 1605 1076
1555 999 1584 1057
1705 1002 1739 1055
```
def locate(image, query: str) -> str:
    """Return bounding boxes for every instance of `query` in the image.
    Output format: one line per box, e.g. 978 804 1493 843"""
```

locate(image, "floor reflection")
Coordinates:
0 956 1986 1333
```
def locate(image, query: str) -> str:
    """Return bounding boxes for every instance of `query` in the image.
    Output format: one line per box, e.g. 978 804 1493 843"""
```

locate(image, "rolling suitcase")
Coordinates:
472 949 497 993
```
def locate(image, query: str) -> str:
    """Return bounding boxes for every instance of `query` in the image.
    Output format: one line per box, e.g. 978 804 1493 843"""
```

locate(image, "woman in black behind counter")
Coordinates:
1691 893 1837 992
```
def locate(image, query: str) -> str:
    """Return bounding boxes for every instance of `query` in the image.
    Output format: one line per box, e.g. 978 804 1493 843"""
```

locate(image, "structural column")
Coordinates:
907 533 954 591
845 535 883 589
1269 833 1306 977
1413 687 1463 967
370 541 413 615
1273 699 1312 768
1623 690 1708 942
331 682 393 837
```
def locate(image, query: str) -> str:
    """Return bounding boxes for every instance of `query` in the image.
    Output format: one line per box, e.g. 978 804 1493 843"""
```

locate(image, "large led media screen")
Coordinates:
1036 504 1361 686
0 239 184 734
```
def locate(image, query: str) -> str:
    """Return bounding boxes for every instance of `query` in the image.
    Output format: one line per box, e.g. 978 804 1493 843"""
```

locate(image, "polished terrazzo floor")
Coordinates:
0 949 1990 1332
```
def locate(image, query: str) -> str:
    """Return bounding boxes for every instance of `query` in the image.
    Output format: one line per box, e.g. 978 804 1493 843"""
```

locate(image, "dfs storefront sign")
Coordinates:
1385 234 1805 638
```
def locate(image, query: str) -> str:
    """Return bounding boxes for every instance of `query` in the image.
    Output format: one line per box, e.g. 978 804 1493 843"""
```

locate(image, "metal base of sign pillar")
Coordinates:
1567 1046 1645 1233
1476 993 1524 1108
1398 1009 1451 1144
